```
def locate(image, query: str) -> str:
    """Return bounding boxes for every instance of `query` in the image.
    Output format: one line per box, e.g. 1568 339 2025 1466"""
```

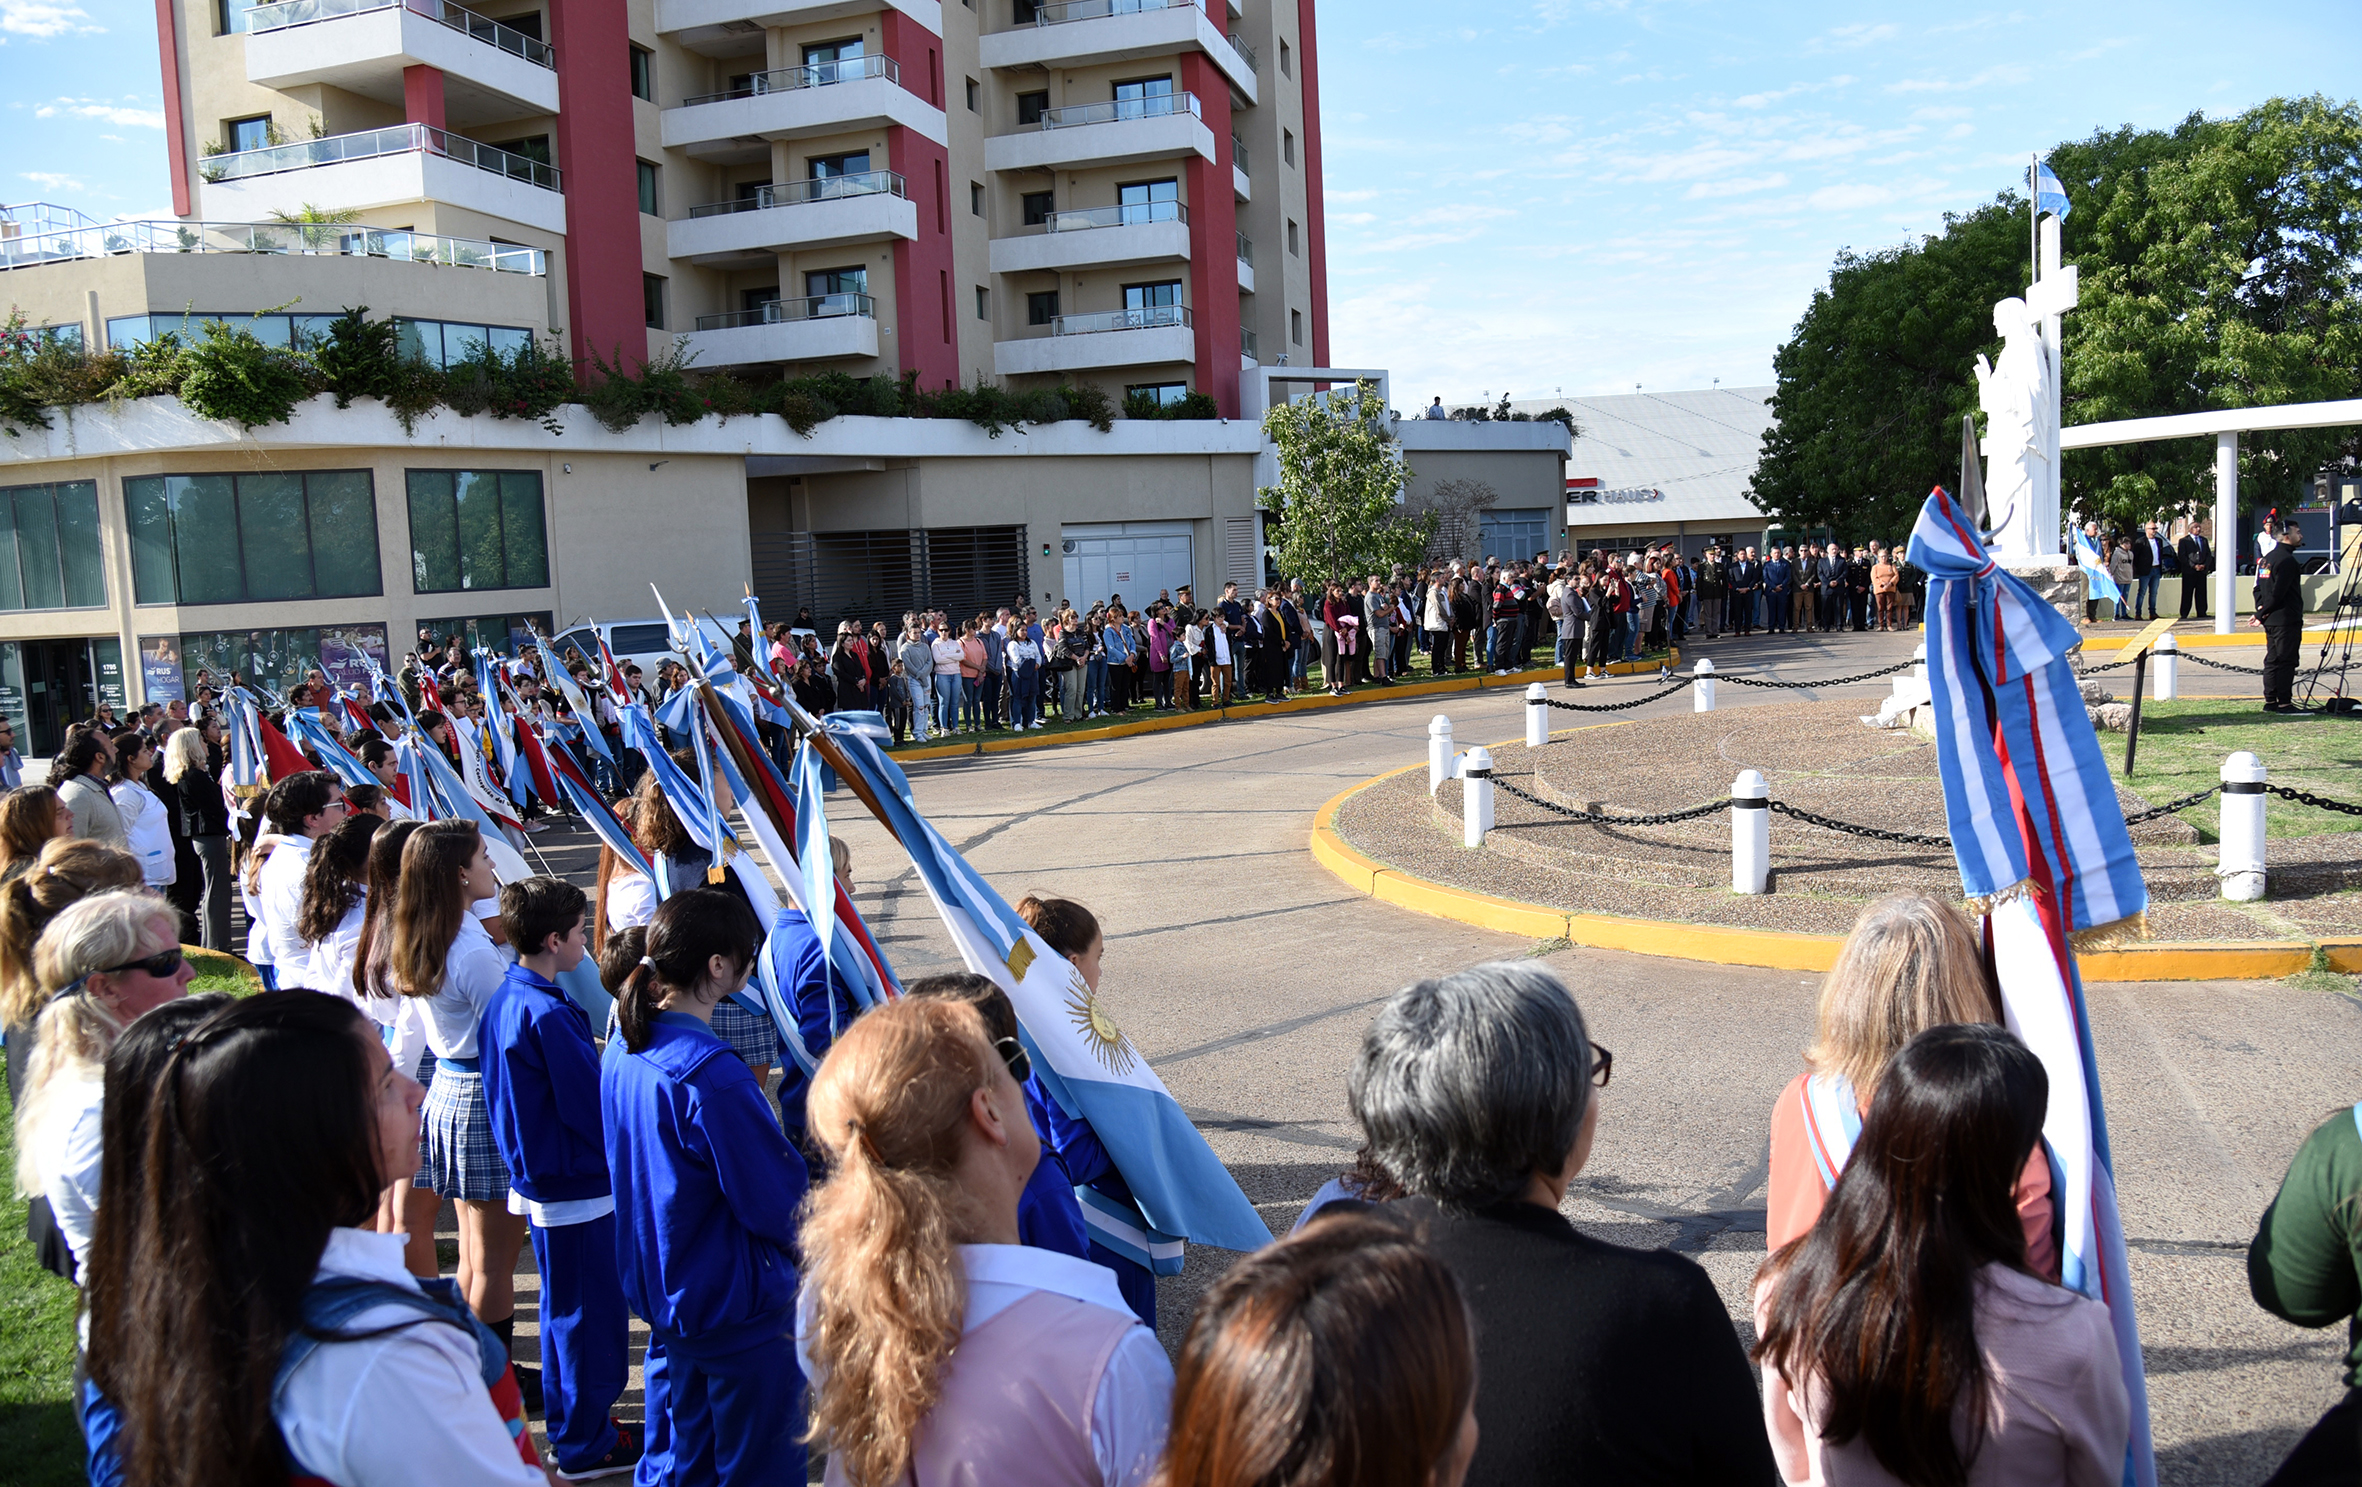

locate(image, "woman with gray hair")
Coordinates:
1348 962 1777 1486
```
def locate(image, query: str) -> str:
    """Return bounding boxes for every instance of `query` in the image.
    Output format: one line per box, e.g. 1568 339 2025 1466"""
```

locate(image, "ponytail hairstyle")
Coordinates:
296 812 381 946
351 819 420 1000
597 924 648 999
800 995 1004 1487
386 820 482 999
0 838 144 1030
608 889 761 1052
1014 894 1100 960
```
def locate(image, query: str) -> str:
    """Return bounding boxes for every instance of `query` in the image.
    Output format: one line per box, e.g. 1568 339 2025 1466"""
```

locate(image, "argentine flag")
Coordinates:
825 727 1270 1256
2032 159 2071 219
2073 527 2122 604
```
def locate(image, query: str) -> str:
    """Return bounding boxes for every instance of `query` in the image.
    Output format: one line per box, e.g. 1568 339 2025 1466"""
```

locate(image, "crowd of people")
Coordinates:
4 760 2355 1487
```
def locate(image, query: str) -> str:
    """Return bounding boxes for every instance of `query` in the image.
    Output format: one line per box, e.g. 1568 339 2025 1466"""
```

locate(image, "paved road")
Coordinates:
830 632 2355 1486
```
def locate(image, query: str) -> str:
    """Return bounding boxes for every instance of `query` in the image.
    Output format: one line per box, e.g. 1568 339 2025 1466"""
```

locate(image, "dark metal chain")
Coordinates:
1489 775 1730 825
2183 651 2266 675
1540 679 1696 712
2078 654 2139 672
1717 658 1918 689
2121 786 2219 824
1765 800 1950 847
2265 784 2362 817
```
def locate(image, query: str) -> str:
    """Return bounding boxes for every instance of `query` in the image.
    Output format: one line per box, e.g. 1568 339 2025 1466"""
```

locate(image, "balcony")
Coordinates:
655 0 940 60
985 91 1214 175
678 293 879 367
196 124 567 234
244 0 559 125
0 217 544 275
1240 325 1257 367
662 55 948 164
983 0 1255 105
668 172 916 266
1234 228 1251 292
987 200 1188 275
1231 132 1248 199
994 303 1194 376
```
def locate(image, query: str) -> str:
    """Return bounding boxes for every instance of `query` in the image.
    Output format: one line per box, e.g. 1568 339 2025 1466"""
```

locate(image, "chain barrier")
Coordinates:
1539 679 1696 713
1717 658 1918 689
2122 786 2219 824
2265 784 2362 817
2183 651 2266 675
2077 654 2140 673
1489 776 1730 826
1765 800 1950 847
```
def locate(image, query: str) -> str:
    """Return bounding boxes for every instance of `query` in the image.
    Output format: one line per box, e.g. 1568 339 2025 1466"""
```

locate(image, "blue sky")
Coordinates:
5 0 2358 400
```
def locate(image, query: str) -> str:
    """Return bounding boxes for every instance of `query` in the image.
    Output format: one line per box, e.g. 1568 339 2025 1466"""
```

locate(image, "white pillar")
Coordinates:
1913 642 1927 682
1732 768 1769 894
2215 431 2238 636
2219 751 2266 901
1428 715 1453 794
1692 657 1717 712
1461 746 1494 848
1525 683 1549 748
2151 633 2178 700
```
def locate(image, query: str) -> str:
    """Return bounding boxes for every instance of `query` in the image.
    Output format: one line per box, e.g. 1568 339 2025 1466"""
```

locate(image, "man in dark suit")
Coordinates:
2177 520 2214 620
1728 548 1760 635
1846 547 1874 630
2130 520 2168 620
1819 546 1847 631
2252 528 2305 711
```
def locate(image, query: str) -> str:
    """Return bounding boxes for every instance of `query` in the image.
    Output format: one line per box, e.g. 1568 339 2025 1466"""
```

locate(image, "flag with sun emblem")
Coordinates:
825 728 1272 1257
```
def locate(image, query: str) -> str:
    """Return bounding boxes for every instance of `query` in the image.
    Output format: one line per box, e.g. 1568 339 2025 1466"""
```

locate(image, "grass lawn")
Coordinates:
2107 697 2362 842
0 1080 86 1487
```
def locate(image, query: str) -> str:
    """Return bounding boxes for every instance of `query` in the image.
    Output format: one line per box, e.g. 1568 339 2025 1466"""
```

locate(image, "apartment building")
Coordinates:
154 0 1329 413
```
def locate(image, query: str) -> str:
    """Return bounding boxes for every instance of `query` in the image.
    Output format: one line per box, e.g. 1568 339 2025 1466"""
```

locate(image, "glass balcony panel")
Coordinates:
200 124 561 191
683 53 898 108
0 212 545 275
244 0 554 67
1036 91 1201 129
684 170 907 217
1049 304 1191 335
694 293 878 330
1043 200 1187 232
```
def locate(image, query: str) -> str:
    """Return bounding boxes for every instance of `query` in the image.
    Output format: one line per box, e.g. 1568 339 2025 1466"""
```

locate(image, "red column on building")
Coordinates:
155 0 192 217
1180 53 1240 416
402 65 447 130
1296 0 1331 367
882 12 958 389
549 0 647 372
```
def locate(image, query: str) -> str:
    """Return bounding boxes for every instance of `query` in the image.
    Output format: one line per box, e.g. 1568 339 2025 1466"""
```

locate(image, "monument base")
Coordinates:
2001 561 2086 629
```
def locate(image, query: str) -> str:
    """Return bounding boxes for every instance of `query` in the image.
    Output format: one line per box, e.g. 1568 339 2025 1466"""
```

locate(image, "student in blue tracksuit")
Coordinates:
761 837 862 1155
598 890 809 1487
482 876 640 1482
1013 893 1156 1325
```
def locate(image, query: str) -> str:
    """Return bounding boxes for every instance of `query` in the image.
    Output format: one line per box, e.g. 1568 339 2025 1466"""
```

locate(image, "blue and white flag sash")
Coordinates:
2074 529 2122 604
1909 486 2155 1487
1797 1073 1862 1192
1077 1186 1185 1276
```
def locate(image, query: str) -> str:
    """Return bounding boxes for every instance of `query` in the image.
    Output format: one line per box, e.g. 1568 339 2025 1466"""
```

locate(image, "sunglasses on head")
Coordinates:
993 1036 1031 1085
102 947 185 980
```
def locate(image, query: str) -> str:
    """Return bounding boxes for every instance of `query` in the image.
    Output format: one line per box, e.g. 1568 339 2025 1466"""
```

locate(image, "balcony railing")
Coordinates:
1044 200 1186 232
1241 326 1257 359
684 54 898 108
1050 304 1190 335
0 217 545 273
1036 91 1200 130
694 293 876 331
1231 134 1247 172
1219 29 1256 72
685 171 906 218
1030 0 1195 23
200 123 561 190
245 0 555 68
1234 229 1250 262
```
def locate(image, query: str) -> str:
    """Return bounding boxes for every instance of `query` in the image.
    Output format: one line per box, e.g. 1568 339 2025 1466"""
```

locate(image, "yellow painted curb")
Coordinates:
1308 767 2358 983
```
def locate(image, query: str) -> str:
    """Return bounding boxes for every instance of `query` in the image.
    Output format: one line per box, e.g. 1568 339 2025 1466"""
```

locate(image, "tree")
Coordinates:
1407 477 1497 561
1258 379 1433 584
1754 95 2362 540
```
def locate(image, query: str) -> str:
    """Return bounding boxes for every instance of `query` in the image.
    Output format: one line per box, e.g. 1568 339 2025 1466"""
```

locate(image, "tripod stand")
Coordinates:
2298 524 2362 713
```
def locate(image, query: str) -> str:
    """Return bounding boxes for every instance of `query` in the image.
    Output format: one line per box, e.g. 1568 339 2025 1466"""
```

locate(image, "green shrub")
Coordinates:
1120 389 1219 422
170 318 320 430
314 307 402 408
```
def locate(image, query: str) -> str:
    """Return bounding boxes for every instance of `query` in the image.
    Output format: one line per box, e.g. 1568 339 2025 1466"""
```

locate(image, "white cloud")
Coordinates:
1804 22 1899 53
1884 64 2030 94
34 96 164 127
1326 188 1383 204
1332 211 1378 226
1910 105 1974 121
1807 183 1893 211
1 0 98 35
1686 172 1787 199
20 170 87 193
1946 122 1975 139
1506 115 1576 145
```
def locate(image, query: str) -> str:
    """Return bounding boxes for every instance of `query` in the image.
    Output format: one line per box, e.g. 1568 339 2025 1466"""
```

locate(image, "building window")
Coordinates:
413 611 554 659
1280 39 1291 77
637 161 660 217
1027 290 1059 326
1126 383 1188 407
488 134 552 166
643 275 666 330
394 320 532 370
405 470 550 595
225 114 273 153
1287 218 1299 255
810 151 870 181
1021 190 1054 226
215 0 252 34
965 76 979 111
111 312 343 352
1117 178 1178 224
125 471 383 605
1014 0 1037 19
178 624 389 703
1291 308 1304 345
1017 90 1049 125
975 286 990 320
630 45 654 101
970 181 984 217
1283 130 1295 166
0 482 106 611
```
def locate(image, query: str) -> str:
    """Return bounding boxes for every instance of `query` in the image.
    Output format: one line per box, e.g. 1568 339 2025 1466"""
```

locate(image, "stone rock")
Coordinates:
2094 702 2134 732
2001 562 2086 629
2078 680 2116 705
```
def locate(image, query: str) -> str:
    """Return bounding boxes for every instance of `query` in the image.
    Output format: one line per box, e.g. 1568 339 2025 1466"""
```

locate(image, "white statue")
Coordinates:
1974 296 2055 562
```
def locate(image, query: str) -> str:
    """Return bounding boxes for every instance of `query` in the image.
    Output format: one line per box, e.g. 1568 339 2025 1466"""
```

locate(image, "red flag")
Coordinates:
419 672 445 713
513 720 559 805
342 694 374 731
596 634 632 705
256 712 316 783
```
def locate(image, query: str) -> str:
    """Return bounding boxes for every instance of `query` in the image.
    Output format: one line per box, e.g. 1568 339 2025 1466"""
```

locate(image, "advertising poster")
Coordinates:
92 638 126 716
139 634 186 703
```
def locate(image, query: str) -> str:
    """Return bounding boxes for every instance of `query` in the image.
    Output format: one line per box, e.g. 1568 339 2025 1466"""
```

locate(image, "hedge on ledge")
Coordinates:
0 306 1213 440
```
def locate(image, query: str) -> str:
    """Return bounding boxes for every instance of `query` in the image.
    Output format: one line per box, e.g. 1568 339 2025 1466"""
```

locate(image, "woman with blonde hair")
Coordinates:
1 839 145 1099
1764 892 2058 1281
800 994 1172 1487
0 783 73 882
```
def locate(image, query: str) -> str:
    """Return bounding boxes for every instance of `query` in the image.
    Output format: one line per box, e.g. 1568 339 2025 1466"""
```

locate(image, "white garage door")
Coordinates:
1062 521 1195 610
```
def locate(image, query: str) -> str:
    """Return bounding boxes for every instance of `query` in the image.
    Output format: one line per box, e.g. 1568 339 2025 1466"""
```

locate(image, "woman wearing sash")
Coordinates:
1765 893 2058 1282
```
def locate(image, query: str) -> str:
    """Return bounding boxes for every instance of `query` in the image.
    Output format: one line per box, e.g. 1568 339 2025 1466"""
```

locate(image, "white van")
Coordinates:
547 615 739 684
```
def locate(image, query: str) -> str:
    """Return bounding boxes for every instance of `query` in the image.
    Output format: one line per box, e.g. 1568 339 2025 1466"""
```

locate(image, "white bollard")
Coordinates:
1732 768 1770 894
2152 633 2178 701
2219 751 2266 901
1913 642 1928 682
1525 683 1549 748
1461 746 1494 848
1693 657 1717 712
1428 715 1454 794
